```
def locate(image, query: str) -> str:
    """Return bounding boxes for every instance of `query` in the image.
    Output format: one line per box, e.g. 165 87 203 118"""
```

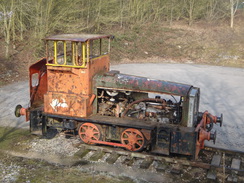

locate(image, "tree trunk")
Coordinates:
1 1 14 59
230 0 239 28
230 0 234 28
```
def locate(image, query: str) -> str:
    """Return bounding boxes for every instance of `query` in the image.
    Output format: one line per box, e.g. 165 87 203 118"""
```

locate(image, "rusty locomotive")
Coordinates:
15 34 222 159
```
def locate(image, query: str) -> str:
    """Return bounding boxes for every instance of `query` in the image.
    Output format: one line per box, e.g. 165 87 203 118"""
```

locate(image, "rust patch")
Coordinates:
94 73 192 96
44 55 109 118
141 129 151 141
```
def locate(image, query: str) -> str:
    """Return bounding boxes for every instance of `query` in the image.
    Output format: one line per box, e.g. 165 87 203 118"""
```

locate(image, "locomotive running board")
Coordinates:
43 113 157 130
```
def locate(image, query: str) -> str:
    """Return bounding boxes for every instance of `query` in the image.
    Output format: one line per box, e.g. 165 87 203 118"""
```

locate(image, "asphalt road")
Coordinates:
0 63 243 151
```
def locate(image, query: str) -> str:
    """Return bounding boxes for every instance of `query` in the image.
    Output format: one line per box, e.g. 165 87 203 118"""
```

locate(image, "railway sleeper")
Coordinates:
140 158 154 169
227 158 241 182
207 154 222 180
105 152 120 164
75 142 244 181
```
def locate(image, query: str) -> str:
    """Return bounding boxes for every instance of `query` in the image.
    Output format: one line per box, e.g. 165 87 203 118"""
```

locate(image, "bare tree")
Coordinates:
0 0 14 58
230 0 239 28
185 0 195 26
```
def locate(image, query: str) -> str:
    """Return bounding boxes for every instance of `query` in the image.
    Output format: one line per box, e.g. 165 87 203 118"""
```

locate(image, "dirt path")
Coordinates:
1 63 244 152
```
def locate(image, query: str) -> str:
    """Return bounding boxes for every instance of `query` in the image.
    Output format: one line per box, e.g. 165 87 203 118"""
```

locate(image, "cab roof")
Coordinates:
44 34 113 42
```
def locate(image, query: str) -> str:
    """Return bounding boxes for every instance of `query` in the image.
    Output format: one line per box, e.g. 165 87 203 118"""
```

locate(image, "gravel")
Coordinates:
27 134 80 157
0 162 21 183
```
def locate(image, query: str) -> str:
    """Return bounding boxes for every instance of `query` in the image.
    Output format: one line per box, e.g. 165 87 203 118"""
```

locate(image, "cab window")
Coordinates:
90 38 110 58
46 37 110 68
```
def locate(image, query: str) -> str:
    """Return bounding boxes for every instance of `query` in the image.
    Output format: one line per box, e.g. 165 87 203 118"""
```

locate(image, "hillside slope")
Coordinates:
0 21 243 86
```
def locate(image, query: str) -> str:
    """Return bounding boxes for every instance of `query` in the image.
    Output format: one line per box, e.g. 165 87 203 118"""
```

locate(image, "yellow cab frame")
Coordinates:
44 34 112 68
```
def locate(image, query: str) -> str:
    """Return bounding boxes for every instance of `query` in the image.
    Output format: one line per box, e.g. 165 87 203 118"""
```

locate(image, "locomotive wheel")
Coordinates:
78 123 102 144
121 128 145 152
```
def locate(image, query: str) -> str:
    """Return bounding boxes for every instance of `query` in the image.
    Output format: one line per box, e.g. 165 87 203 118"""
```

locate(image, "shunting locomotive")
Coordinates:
15 34 223 159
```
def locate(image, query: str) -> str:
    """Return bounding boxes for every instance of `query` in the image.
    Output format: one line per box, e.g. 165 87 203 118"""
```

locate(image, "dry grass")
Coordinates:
110 21 244 68
0 21 243 86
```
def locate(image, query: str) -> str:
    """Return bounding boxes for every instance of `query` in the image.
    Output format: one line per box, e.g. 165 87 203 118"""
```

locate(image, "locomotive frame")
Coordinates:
15 34 223 159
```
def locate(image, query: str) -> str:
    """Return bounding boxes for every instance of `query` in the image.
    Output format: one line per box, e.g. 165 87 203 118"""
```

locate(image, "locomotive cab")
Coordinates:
43 34 113 118
45 34 112 68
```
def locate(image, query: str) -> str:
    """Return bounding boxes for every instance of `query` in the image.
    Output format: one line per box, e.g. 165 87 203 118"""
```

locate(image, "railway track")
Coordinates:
73 142 244 182
202 147 244 182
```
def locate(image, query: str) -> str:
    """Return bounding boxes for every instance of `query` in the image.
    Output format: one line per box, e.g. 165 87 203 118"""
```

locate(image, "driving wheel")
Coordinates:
121 128 145 152
78 123 102 144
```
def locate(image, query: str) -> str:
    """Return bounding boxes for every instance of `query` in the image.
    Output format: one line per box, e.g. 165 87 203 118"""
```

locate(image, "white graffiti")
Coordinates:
50 98 68 111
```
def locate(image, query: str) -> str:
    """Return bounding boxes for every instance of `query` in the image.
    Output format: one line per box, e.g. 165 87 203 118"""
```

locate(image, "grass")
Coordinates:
16 163 133 183
0 126 32 151
0 127 135 183
0 153 134 183
108 22 244 67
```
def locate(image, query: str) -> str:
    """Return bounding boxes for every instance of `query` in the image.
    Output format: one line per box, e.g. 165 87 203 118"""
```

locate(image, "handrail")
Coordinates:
46 37 110 68
46 54 108 68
